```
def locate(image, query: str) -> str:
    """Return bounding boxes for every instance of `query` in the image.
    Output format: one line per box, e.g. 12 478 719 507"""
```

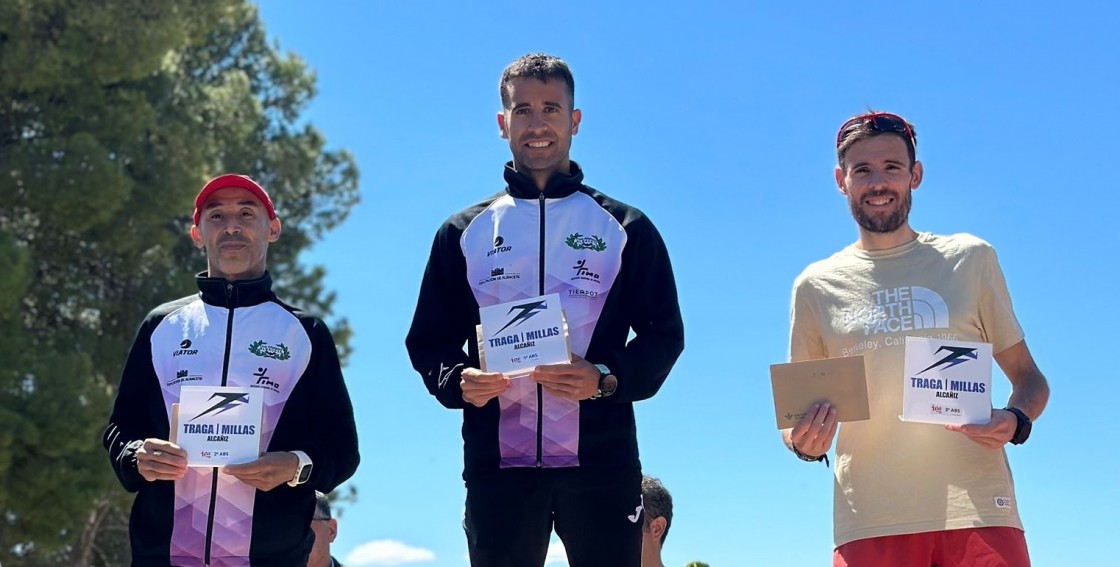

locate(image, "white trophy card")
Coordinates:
478 293 571 377
901 336 993 425
177 385 264 467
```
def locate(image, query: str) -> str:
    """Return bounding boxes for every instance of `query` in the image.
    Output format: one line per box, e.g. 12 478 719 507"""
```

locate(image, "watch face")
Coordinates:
298 463 313 483
601 375 618 396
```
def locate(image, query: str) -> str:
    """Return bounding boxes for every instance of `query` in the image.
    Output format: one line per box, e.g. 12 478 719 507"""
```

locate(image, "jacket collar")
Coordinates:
196 271 276 308
503 161 585 200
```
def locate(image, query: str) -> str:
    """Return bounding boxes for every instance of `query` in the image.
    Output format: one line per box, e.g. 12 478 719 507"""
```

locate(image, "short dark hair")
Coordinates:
314 491 332 520
836 111 918 171
642 475 673 544
499 53 575 109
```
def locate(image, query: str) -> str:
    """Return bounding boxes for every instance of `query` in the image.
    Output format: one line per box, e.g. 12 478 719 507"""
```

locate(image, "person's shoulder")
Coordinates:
579 185 653 227
919 232 997 259
794 245 860 286
144 294 201 323
270 298 320 324
444 190 508 229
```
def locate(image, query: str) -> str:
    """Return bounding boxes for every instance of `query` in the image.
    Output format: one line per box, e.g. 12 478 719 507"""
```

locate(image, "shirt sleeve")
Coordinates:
790 275 829 362
299 319 360 492
597 214 685 402
405 221 477 409
103 316 162 492
975 244 1025 354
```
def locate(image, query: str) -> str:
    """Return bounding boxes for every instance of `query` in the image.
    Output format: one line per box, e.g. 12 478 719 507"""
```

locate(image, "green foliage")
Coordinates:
0 1 359 564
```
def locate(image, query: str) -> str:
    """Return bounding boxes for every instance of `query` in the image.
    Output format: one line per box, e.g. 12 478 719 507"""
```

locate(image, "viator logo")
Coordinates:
173 338 199 357
487 235 512 257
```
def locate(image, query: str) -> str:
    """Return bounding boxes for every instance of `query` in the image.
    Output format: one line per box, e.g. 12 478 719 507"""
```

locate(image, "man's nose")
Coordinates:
527 111 548 131
867 170 889 189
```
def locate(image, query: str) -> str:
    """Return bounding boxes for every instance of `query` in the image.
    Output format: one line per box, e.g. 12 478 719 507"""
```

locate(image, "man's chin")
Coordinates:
852 206 908 234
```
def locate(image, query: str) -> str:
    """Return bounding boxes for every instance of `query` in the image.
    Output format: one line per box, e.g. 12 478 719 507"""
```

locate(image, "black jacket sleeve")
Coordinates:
596 213 685 402
103 315 164 492
299 319 360 492
405 219 479 409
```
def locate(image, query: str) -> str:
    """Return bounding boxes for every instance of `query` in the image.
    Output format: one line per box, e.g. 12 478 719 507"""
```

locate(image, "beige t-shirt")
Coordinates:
790 232 1026 547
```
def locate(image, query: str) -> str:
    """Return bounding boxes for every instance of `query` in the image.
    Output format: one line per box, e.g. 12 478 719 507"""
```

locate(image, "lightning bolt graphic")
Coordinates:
190 392 250 421
494 300 547 335
918 346 978 374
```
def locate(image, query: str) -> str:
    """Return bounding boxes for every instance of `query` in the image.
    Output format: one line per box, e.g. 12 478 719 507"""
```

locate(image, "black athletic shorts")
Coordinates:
464 467 643 567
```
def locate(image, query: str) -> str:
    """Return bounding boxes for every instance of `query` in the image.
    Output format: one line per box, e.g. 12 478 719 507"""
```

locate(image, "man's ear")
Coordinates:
835 167 849 196
497 111 509 140
328 518 338 543
649 516 667 541
190 225 204 249
267 217 281 242
910 160 924 190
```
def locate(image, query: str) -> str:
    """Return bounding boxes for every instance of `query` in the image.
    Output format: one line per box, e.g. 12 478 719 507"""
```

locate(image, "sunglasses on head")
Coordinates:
836 112 916 148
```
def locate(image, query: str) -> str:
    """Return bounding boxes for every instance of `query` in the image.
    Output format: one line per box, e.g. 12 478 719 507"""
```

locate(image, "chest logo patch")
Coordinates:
565 232 607 252
843 285 949 335
248 340 291 360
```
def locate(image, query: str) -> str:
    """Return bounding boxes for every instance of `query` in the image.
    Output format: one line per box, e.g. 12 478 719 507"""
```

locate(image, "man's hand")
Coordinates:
945 408 1017 449
222 452 300 491
788 403 838 457
137 439 188 482
530 354 599 401
461 367 510 407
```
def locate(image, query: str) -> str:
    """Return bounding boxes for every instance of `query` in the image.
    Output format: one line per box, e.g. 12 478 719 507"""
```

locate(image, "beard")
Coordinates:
849 189 912 234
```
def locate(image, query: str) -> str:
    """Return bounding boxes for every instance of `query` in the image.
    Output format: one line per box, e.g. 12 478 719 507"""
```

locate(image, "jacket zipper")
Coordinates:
536 192 546 468
204 282 237 565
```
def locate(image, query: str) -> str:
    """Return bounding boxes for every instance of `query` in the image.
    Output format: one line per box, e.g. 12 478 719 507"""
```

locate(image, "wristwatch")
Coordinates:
590 364 618 399
288 450 313 487
1003 407 1032 445
791 441 829 466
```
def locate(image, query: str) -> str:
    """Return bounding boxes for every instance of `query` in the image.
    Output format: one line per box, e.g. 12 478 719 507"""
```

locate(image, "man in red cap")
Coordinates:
104 174 360 566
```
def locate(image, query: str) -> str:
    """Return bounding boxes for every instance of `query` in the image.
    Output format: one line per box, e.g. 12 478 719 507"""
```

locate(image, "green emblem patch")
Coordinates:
248 340 291 360
565 233 607 252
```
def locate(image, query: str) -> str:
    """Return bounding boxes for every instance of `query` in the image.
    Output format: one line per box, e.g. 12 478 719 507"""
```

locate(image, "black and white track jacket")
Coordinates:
104 272 359 567
406 162 684 479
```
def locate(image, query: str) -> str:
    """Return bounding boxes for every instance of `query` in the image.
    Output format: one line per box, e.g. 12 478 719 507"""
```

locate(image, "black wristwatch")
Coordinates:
1003 407 1032 445
590 364 617 399
791 441 829 467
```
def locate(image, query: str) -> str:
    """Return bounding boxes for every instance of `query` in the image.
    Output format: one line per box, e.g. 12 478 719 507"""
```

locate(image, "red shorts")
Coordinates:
834 527 1030 567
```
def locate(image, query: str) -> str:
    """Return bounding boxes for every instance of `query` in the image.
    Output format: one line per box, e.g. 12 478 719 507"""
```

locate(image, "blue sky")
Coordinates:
256 1 1118 565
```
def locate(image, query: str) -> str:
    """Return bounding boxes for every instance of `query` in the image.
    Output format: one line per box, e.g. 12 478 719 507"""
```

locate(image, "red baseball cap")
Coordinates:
193 174 276 225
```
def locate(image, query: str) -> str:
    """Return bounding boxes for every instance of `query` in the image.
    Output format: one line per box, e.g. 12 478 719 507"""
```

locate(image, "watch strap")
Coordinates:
287 450 312 487
591 364 611 400
791 441 830 467
1003 406 1031 445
